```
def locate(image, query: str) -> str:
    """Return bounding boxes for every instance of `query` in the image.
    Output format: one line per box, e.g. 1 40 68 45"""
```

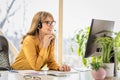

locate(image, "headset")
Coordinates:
38 12 44 29
38 21 42 29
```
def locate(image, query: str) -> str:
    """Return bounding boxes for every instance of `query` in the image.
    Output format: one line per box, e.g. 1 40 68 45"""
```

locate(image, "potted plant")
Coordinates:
70 27 90 67
113 31 120 76
95 36 114 77
114 31 120 69
91 60 106 80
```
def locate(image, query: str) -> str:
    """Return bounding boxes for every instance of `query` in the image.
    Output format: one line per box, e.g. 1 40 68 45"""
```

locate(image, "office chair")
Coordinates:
0 35 11 70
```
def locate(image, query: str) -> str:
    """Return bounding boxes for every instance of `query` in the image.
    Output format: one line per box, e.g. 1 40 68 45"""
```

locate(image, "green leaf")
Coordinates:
70 44 74 52
77 47 80 56
82 57 87 67
91 62 102 70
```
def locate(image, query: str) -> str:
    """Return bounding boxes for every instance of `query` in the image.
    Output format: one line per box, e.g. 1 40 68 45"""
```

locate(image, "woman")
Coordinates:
11 11 71 71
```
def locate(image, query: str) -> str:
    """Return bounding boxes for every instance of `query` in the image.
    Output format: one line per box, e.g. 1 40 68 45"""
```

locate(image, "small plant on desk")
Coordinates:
90 57 106 80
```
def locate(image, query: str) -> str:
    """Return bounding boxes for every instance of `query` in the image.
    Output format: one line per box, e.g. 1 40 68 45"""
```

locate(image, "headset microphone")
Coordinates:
53 29 57 34
53 29 56 32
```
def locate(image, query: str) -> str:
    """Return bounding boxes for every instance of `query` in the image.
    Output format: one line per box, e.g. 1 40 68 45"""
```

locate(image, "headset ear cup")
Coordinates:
38 22 42 29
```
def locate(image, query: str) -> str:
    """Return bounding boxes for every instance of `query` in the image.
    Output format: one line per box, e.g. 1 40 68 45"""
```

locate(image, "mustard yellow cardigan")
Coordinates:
11 35 59 71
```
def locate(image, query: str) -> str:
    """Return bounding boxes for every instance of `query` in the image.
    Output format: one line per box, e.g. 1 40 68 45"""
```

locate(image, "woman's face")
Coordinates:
40 16 55 35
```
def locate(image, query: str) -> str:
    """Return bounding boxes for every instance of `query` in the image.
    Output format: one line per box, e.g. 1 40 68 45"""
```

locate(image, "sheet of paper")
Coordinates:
17 69 78 77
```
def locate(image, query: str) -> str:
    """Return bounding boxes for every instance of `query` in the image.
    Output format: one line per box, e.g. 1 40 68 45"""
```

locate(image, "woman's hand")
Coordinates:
58 64 71 71
42 34 55 48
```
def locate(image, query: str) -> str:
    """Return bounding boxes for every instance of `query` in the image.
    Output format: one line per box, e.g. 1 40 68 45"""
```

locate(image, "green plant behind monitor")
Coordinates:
95 37 114 63
70 27 90 67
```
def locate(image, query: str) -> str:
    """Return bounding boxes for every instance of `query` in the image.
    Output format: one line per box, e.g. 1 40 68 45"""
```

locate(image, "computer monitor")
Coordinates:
84 19 115 58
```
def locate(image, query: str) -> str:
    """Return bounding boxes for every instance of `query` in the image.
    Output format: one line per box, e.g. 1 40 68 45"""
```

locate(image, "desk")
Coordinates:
0 70 120 80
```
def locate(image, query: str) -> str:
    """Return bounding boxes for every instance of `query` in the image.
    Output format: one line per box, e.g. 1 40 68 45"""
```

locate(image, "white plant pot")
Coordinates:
104 63 114 77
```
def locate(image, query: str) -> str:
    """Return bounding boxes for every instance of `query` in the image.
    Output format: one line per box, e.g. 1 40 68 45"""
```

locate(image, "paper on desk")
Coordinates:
18 70 43 76
48 70 78 77
72 67 91 72
18 70 78 76
46 70 78 74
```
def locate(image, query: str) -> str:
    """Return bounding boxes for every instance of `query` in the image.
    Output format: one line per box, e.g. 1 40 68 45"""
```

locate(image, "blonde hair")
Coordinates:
21 11 54 44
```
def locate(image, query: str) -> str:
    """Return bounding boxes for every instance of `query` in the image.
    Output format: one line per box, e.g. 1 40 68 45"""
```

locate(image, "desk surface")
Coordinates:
0 70 120 80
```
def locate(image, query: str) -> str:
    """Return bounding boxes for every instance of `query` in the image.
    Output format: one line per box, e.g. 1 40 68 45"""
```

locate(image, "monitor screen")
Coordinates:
84 19 115 58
